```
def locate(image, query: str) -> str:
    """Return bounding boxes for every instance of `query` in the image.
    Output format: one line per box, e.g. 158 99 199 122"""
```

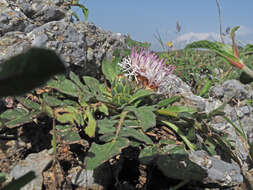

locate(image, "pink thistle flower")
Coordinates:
118 47 176 91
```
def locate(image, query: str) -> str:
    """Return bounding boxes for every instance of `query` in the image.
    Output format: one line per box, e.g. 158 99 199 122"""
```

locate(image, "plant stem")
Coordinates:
114 111 128 141
215 0 224 43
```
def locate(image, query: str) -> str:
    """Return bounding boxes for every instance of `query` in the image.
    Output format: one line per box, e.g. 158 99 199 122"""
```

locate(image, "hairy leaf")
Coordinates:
126 106 156 131
185 40 239 66
129 89 154 104
97 118 117 134
120 127 153 144
56 125 81 143
162 120 196 150
157 96 180 108
86 138 129 170
102 59 121 82
16 97 40 110
47 78 79 97
69 71 86 90
4 110 40 128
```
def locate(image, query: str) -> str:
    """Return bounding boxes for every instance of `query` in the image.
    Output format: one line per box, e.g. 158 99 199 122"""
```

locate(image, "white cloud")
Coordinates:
150 27 253 51
172 32 230 49
236 25 253 36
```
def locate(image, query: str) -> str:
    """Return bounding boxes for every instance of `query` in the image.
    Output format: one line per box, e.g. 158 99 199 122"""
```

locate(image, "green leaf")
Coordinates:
4 110 40 128
166 145 187 155
126 106 156 131
42 94 64 107
120 127 153 144
164 106 196 114
157 96 180 108
56 106 81 124
123 119 139 127
0 109 28 120
78 87 94 103
57 113 75 124
156 109 178 117
198 78 212 97
0 48 65 97
47 78 79 97
223 116 247 141
129 89 154 104
80 5 89 21
84 108 96 138
161 120 196 150
185 40 238 64
2 171 36 190
102 59 121 82
56 125 81 143
204 139 217 156
98 103 109 116
86 138 129 170
63 99 79 107
41 103 54 117
16 97 41 110
69 71 85 90
139 145 160 164
0 173 6 184
82 76 102 96
99 133 115 142
97 118 117 134
244 44 253 52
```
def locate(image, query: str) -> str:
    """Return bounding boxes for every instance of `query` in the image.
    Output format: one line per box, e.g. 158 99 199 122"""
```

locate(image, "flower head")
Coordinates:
118 47 176 91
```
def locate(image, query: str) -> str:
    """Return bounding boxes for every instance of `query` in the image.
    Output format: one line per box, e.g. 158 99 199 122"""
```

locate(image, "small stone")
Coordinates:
52 26 59 31
236 108 244 118
222 80 248 100
211 86 224 98
240 105 250 115
10 149 52 190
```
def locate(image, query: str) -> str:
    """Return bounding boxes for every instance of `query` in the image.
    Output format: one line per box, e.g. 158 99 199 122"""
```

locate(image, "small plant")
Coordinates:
186 26 253 84
2 37 253 189
71 0 89 21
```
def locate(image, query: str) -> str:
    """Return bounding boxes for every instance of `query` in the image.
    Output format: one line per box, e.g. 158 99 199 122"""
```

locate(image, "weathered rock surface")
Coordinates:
189 150 243 187
10 149 52 190
0 0 127 78
68 162 113 190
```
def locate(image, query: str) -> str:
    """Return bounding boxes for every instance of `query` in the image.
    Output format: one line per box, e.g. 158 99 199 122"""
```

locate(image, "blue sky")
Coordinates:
74 0 253 50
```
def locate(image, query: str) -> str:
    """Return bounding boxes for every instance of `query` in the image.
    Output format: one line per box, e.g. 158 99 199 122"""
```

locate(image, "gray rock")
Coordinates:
0 1 127 80
10 149 53 190
31 34 48 47
0 1 30 35
68 162 113 189
240 105 250 115
189 150 243 187
222 80 249 101
211 86 224 98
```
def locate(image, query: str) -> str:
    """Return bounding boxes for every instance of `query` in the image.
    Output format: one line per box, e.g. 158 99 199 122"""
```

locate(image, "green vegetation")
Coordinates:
1 27 253 189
